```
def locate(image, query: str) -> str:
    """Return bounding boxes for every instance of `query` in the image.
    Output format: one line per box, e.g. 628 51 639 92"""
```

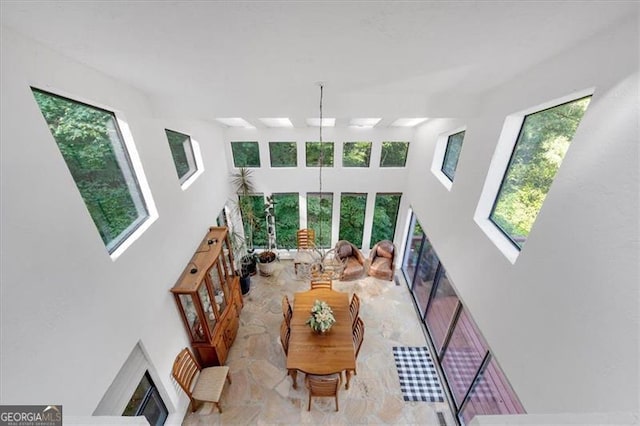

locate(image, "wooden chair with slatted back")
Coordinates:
352 317 365 375
282 295 293 326
305 373 341 411
280 319 290 355
294 229 322 278
349 293 360 330
310 278 332 290
172 347 231 413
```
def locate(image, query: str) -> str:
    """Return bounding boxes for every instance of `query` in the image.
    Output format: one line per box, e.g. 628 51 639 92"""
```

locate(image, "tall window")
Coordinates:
441 131 465 181
165 129 197 184
273 193 299 249
123 371 168 425
239 194 267 248
380 141 409 167
307 193 333 248
269 142 297 167
31 88 149 253
342 142 372 167
371 193 401 243
339 193 367 247
490 96 591 248
306 142 334 167
231 141 260 167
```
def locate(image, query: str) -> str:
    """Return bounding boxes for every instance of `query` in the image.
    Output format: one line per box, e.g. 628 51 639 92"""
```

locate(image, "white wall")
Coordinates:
406 16 639 413
0 28 229 418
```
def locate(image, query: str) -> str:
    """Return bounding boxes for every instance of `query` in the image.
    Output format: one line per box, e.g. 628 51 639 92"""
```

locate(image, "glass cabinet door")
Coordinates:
197 281 217 336
178 294 205 342
208 262 228 315
220 235 234 278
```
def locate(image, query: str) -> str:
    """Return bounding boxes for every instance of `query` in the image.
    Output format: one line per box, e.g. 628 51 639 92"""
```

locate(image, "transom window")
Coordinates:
165 129 197 184
441 131 465 181
231 141 260 167
306 142 334 167
269 142 297 167
490 96 591 249
342 142 372 167
380 141 409 167
31 88 149 254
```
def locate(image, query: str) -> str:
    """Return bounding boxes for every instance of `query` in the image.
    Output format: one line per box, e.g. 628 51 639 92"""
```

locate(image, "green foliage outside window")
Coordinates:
339 193 367 247
31 88 148 252
307 193 333 248
306 142 334 167
343 142 372 167
441 131 465 181
165 129 196 182
380 141 409 167
231 141 260 167
269 142 297 167
490 96 591 248
239 194 267 248
273 193 300 249
371 193 401 243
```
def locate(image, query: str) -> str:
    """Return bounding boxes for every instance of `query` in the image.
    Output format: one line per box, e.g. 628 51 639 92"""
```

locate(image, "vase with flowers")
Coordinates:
306 299 336 334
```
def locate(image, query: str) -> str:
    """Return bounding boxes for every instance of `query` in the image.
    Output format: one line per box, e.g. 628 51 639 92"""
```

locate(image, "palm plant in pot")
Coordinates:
230 167 260 281
256 195 277 277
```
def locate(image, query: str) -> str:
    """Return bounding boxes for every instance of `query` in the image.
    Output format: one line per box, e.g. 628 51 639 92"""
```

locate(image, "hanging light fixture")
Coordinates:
317 82 325 251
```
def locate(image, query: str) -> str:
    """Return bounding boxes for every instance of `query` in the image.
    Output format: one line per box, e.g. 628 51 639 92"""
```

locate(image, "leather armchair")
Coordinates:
334 240 365 281
366 240 396 281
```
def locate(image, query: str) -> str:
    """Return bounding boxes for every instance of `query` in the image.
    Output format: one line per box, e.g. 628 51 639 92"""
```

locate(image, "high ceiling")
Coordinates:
1 1 635 127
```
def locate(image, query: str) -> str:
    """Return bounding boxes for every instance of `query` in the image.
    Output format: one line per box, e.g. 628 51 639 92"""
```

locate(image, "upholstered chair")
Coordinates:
366 240 396 281
334 240 365 281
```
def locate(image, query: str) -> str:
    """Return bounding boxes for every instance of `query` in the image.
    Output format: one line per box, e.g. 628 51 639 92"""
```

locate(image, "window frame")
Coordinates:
268 141 298 168
305 142 334 167
473 88 594 263
379 141 410 167
164 128 198 185
231 141 261 168
441 130 466 181
342 141 372 167
431 126 466 191
31 87 157 259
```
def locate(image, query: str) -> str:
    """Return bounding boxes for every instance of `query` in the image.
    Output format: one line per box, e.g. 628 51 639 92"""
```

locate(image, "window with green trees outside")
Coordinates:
490 96 591 248
343 142 372 167
231 141 260 167
273 193 299 249
441 131 465 181
31 88 149 253
239 194 267 248
371 193 402 243
307 193 333 248
306 142 334 167
339 193 367 247
165 129 197 183
269 142 297 167
380 141 409 167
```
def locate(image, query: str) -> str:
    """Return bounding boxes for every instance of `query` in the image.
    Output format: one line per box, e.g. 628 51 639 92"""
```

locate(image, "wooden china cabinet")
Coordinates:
170 226 243 367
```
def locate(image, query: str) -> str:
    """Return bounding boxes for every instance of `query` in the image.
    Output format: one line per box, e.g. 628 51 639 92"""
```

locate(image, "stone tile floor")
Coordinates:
183 260 455 425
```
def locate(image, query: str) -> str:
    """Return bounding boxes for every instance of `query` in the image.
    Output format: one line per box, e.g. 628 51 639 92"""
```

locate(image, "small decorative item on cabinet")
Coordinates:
171 226 243 367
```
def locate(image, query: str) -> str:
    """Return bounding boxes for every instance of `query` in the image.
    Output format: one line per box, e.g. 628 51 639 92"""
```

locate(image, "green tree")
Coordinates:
307 193 333 248
491 97 591 246
380 141 409 167
371 193 401 243
343 142 372 167
231 141 260 167
306 142 334 167
441 131 465 180
269 142 297 167
339 194 367 247
273 193 300 248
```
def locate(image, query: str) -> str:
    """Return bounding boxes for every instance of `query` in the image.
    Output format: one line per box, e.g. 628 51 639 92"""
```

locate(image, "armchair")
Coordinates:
334 240 365 281
366 240 396 281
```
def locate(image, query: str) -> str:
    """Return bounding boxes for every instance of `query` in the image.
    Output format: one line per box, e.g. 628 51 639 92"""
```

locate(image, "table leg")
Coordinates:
289 369 298 389
345 370 352 390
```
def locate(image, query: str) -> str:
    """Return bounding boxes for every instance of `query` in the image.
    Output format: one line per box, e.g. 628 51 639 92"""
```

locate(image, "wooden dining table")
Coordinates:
286 288 356 389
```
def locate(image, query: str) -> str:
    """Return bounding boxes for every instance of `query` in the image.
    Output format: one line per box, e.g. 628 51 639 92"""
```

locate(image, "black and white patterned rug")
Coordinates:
393 346 445 402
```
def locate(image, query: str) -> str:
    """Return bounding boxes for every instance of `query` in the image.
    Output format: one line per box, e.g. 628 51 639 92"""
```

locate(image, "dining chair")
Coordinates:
310 278 332 290
305 373 341 411
349 293 360 330
172 347 231 413
282 295 292 326
280 319 290 355
352 317 365 375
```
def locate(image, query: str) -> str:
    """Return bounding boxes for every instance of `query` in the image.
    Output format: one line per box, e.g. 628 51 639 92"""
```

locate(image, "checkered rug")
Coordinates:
393 346 445 402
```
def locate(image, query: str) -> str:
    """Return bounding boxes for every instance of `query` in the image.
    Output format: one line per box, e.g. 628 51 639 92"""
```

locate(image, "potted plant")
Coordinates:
305 299 336 334
230 167 259 277
256 195 278 277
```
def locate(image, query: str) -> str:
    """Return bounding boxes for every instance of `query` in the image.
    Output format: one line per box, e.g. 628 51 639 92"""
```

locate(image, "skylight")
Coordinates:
259 118 293 128
215 117 255 128
390 118 428 127
349 118 381 128
306 118 336 127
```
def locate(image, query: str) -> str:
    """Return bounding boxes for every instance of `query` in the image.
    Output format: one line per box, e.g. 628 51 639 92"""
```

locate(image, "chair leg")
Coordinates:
215 402 221 413
226 373 232 385
335 395 339 411
308 394 311 411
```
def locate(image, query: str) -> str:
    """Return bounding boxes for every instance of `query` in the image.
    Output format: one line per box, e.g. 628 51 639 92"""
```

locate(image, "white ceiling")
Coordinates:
1 1 635 127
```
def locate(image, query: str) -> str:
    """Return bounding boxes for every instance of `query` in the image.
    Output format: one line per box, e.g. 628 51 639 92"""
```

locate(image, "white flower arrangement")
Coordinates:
306 299 336 333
